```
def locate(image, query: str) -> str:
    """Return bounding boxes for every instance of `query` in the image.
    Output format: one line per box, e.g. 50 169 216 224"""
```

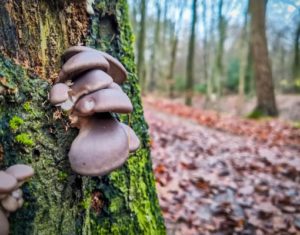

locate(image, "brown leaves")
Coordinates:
145 104 300 234
144 97 300 148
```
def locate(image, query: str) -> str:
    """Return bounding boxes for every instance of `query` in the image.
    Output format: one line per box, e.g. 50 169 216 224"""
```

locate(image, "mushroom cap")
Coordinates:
1 195 19 212
6 164 34 182
70 69 113 101
49 83 70 105
74 86 133 116
57 51 110 83
68 113 129 176
11 189 23 200
0 209 9 235
0 171 17 193
120 123 140 152
61 46 127 84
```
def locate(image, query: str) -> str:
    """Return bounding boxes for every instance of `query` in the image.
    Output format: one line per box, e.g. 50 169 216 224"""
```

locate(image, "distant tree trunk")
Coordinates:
215 0 226 98
148 0 161 92
0 0 165 234
293 21 300 88
185 0 198 106
237 5 249 114
250 0 278 116
137 0 147 91
167 0 185 98
202 0 209 98
167 30 178 98
206 0 216 103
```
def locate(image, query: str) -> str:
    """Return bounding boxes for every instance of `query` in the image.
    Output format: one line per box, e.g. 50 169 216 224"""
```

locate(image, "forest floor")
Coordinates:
143 97 300 235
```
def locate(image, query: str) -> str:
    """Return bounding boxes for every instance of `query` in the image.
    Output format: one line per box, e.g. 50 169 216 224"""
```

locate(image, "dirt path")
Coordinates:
144 105 300 235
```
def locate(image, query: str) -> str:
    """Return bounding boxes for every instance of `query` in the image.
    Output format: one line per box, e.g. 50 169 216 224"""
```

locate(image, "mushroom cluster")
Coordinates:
49 46 140 176
0 164 34 235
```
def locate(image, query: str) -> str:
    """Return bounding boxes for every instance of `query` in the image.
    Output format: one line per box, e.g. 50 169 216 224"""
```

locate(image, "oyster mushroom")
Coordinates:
49 83 70 105
74 87 133 116
0 171 17 200
58 51 110 83
70 69 113 101
1 195 18 212
120 123 140 152
0 209 9 235
61 46 127 84
68 113 129 176
6 164 34 187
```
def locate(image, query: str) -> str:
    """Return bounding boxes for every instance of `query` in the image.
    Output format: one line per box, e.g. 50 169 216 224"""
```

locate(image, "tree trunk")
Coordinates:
237 5 249 114
293 21 300 88
250 0 278 116
148 0 161 93
0 1 165 234
136 0 147 91
185 0 197 106
215 0 226 98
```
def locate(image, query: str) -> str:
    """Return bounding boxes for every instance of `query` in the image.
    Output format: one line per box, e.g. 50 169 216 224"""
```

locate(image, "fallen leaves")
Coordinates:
145 104 300 235
144 96 300 148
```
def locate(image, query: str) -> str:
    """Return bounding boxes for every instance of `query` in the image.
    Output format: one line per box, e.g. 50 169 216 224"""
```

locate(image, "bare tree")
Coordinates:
185 0 198 105
250 0 278 116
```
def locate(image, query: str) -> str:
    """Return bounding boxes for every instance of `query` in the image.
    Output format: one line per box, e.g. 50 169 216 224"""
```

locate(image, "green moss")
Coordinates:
15 133 34 146
23 101 32 113
247 109 265 119
9 116 24 131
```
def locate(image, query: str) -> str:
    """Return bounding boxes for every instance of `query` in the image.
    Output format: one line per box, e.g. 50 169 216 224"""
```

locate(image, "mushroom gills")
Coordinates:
68 113 129 176
75 87 133 116
61 46 127 84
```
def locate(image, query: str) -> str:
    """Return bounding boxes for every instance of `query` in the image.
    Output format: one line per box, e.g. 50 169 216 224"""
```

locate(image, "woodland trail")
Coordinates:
144 103 300 235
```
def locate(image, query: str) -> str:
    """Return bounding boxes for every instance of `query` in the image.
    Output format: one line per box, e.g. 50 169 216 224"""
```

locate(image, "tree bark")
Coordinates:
250 0 278 116
185 0 197 106
0 0 165 234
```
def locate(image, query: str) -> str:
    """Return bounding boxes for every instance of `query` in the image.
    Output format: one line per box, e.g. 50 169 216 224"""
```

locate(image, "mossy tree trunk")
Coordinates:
0 0 165 234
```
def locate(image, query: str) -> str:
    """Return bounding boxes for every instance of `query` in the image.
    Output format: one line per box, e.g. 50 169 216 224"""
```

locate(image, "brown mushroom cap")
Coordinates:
61 46 127 84
49 83 70 105
68 113 129 176
57 51 110 83
70 69 113 101
0 171 17 194
1 195 19 212
5 164 34 183
74 87 133 116
0 209 9 235
120 123 140 152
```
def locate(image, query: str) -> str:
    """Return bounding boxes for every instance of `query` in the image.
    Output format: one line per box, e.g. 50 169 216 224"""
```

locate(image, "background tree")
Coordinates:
250 0 278 116
0 0 165 234
185 0 198 106
137 0 147 90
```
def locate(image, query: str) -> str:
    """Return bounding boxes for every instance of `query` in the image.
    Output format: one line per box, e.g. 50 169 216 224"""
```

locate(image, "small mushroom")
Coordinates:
49 83 70 105
6 164 34 187
0 171 17 199
68 113 129 176
61 46 127 84
11 189 23 200
0 209 9 235
58 51 110 83
120 123 140 152
1 195 19 212
74 87 133 116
